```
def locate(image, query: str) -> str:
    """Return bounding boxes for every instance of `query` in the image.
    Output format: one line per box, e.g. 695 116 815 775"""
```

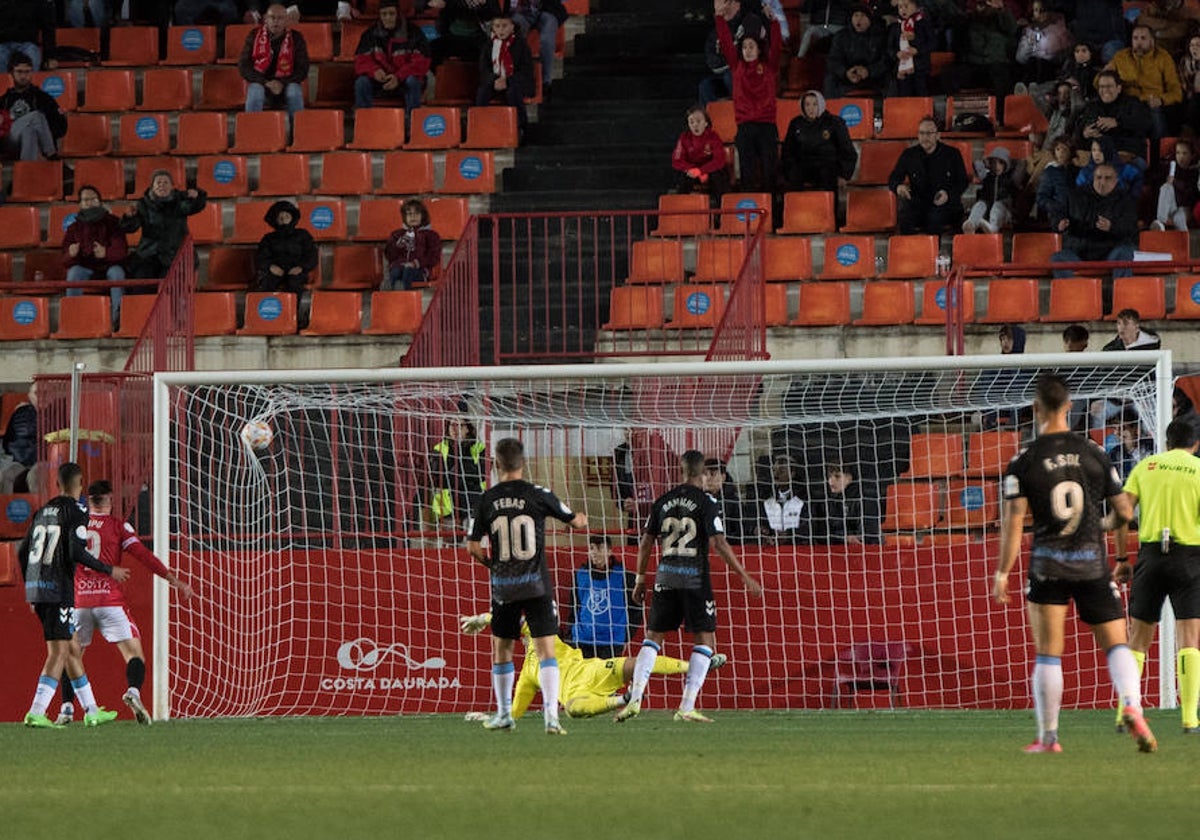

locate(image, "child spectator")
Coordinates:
963 146 1020 234
1042 81 1083 149
475 13 534 137
62 185 127 328
1034 138 1076 223
384 199 441 290
1058 42 1099 101
1148 138 1200 232
254 200 318 293
888 0 933 97
670 105 730 201
715 2 782 191
119 170 207 280
1076 137 1144 200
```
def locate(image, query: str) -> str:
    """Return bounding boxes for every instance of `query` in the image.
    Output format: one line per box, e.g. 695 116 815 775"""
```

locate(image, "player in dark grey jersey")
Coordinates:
468 437 587 735
993 374 1156 754
616 449 762 723
18 462 129 728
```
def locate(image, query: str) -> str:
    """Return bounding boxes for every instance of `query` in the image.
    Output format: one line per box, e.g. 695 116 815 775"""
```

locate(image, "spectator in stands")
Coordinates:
716 2 782 192
1173 387 1200 441
957 0 1018 123
670 104 730 201
700 0 761 106
963 146 1020 234
1076 137 1145 199
254 200 317 293
1066 0 1125 64
173 0 241 25
353 0 430 123
1107 408 1153 480
1042 81 1084 148
1 387 35 494
426 415 486 532
1102 308 1161 351
1136 0 1200 58
1148 138 1199 231
888 117 969 234
796 0 851 57
1074 70 1153 163
1034 137 1076 223
1062 323 1089 351
1057 41 1100 103
888 0 933 97
807 462 882 545
779 90 858 202
119 170 208 281
1106 25 1182 148
432 0 502 67
62 186 127 328
824 3 889 98
475 13 533 136
0 53 65 161
703 457 749 544
0 0 55 72
383 198 441 290
65 0 114 29
1015 1 1072 86
1050 163 1137 278
510 0 568 99
1177 35 1200 133
239 4 309 126
755 453 808 544
978 323 1029 429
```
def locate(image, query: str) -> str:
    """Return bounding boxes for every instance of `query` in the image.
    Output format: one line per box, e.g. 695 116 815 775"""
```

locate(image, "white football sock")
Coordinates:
627 640 661 704
1106 644 1142 710
29 676 57 716
679 645 714 713
491 662 514 716
540 659 560 725
1033 655 1063 743
71 675 98 714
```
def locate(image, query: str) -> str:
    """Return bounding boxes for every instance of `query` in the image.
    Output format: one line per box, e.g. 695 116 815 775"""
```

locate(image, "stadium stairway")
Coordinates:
481 0 710 363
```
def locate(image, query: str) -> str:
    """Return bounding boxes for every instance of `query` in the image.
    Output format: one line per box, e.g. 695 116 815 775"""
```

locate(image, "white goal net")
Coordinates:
154 354 1172 719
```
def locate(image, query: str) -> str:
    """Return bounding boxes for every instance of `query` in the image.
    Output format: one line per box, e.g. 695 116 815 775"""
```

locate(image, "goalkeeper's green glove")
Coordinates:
459 612 492 635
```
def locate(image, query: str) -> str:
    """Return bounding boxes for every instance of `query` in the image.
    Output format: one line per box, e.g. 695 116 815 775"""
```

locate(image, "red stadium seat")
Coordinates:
288 109 345 153
254 153 311 197
172 112 229 156
915 280 975 325
778 191 835 235
666 284 725 328
239 292 298 336
329 244 384 290
650 193 709 237
404 107 462 150
762 236 813 282
52 296 112 339
80 69 136 112
163 25 218 65
317 152 374 195
117 114 170 156
364 290 426 334
439 151 495 194
196 155 249 198
104 26 160 67
602 286 665 330
0 297 49 339
60 113 113 157
626 239 685 285
791 282 851 326
854 281 916 325
378 151 435 195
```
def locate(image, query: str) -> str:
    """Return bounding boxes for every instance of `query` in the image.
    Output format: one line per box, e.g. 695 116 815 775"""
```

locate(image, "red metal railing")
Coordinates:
124 236 197 373
402 216 480 368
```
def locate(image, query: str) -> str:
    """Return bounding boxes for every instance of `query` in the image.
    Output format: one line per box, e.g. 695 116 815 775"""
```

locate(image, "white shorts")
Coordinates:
75 606 139 647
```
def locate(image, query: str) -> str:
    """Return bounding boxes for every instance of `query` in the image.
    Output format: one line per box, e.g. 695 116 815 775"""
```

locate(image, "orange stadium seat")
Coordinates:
288 109 344 152
667 284 725 328
0 207 42 249
104 26 159 66
163 25 217 65
80 69 135 112
880 234 937 279
692 239 746 283
826 98 874 140
440 151 495 194
405 107 462 150
347 107 406 150
355 198 401 240
130 156 186 197
196 155 249 198
239 292 298 336
650 193 709 237
113 294 156 338
337 20 372 61
172 112 229 155
10 160 63 202
198 67 248 110
34 71 78 112
427 198 469 240
73 158 126 200
1010 232 1061 271
915 280 975 325
428 59 478 105
57 27 101 60
61 113 113 157
0 494 36 538
876 97 933 139
906 433 965 478
0 298 49 339
818 235 876 279
254 152 311 196
365 290 426 334
763 236 813 282
378 151 435 195
775 96 800 138
219 23 254 63
204 246 256 290
317 151 374 195
997 94 1049 138
24 250 65 283
763 282 790 326
302 290 362 335
294 22 334 62
714 193 771 234
310 62 354 108
1108 276 1165 321
1139 229 1189 263
117 114 169 156
943 480 999 528
707 99 737 144
1044 277 1103 322
967 430 1021 476
951 232 1003 269
853 141 906 185
791 282 851 326
193 292 239 336
231 201 276 243
979 278 1040 323
882 481 943 531
187 203 225 244
854 280 915 325
626 239 684 285
462 106 519 149
230 111 288 154
604 285 663 331
46 205 78 247
778 191 835 234
942 95 996 138
329 244 384 289
1169 276 1200 319
840 188 896 233
298 199 348 241
52 296 111 339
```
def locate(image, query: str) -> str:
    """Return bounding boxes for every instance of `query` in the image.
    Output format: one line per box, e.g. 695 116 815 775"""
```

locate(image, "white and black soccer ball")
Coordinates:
240 420 274 451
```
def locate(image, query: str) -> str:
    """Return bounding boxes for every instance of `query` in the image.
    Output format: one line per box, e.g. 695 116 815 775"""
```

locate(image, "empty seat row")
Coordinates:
0 291 426 341
881 479 1000 533
903 431 1021 479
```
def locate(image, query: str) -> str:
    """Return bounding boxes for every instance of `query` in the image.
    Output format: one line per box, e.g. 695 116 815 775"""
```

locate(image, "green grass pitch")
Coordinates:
4 709 1200 840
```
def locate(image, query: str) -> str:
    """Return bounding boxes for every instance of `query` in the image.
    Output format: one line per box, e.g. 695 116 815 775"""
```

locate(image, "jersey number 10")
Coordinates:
490 514 537 563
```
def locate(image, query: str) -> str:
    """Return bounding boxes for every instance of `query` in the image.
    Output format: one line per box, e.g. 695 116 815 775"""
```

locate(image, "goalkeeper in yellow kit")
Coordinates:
459 612 726 719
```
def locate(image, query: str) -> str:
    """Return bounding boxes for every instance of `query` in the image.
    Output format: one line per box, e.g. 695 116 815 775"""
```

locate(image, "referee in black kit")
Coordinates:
1121 419 1200 733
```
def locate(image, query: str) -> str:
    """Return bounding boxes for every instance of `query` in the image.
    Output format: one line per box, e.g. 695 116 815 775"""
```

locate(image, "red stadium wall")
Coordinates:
0 545 1159 720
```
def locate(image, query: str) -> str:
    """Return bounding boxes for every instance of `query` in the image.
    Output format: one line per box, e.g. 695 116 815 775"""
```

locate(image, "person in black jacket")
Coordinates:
887 117 968 234
432 0 501 66
475 13 533 132
824 3 888 97
702 458 751 545
255 200 318 293
510 0 567 97
119 170 208 280
780 90 858 198
0 52 65 160
1050 163 1137 278
807 462 883 545
0 0 55 72
1073 70 1154 162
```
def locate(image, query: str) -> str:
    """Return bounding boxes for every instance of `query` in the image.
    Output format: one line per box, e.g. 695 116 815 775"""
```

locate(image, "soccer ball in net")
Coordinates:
240 420 274 451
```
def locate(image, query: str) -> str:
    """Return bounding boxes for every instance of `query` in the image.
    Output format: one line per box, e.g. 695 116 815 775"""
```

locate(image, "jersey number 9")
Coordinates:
1050 480 1084 537
490 514 537 563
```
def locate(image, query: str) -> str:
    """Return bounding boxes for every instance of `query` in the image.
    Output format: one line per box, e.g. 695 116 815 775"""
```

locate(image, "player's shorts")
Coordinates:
33 603 76 642
646 584 717 634
75 606 139 647
491 595 558 640
1128 544 1200 623
1026 574 1125 626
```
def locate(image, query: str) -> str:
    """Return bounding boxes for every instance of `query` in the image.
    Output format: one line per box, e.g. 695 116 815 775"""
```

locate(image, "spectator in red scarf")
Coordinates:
475 13 534 135
238 3 309 124
353 0 431 119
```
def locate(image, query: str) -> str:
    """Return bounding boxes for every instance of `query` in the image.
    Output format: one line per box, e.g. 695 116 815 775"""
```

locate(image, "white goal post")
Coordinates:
153 353 1173 720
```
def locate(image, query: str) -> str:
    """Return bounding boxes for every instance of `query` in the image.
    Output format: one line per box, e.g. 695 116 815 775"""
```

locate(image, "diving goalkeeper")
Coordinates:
459 612 726 719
